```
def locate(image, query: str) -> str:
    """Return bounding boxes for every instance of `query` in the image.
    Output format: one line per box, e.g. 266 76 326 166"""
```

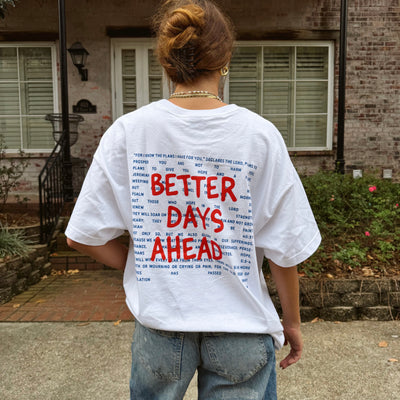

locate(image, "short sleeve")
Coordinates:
253 129 321 267
65 120 129 245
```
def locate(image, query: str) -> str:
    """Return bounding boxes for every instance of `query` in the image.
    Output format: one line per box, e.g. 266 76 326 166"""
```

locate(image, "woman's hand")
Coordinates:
268 260 303 369
279 324 303 369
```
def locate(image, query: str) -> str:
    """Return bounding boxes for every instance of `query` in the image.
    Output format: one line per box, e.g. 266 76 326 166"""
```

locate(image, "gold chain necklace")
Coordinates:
169 90 223 102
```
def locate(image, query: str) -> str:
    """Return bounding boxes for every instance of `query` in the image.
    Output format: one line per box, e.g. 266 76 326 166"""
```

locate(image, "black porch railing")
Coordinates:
38 133 67 244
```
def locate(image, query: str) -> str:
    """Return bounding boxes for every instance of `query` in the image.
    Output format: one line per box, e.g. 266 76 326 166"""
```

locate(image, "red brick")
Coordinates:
90 310 106 321
61 310 81 321
50 257 72 264
0 271 126 322
76 256 97 263
6 311 27 321
20 311 42 322
118 308 134 321
77 310 95 321
0 309 14 320
66 263 88 270
86 263 106 271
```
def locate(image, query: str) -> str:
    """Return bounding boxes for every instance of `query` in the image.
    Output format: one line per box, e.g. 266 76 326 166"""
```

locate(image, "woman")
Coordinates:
66 0 321 399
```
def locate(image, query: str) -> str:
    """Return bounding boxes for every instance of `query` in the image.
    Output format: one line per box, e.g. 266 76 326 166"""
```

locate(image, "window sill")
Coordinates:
289 150 334 157
3 152 52 159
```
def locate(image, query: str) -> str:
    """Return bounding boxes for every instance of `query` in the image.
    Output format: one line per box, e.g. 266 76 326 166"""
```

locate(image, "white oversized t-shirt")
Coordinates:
65 99 321 349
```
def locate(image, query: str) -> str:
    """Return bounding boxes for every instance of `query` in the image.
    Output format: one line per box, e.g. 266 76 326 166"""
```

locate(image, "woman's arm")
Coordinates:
67 238 128 271
269 260 303 369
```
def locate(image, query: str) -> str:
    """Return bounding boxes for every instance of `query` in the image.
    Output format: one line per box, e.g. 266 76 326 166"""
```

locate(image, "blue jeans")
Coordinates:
130 321 277 400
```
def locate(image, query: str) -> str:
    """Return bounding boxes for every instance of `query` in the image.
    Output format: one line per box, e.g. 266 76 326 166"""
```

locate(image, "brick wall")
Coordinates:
268 277 400 321
344 0 400 173
0 244 52 304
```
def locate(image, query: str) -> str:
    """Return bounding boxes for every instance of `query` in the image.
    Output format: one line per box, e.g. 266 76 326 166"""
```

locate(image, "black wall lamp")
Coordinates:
68 42 89 81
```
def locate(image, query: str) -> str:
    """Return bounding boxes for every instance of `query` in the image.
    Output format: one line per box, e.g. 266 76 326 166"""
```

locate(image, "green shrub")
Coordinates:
299 171 400 276
0 225 30 259
332 242 368 269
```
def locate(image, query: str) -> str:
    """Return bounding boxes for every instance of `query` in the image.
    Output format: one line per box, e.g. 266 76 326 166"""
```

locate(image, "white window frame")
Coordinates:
111 38 169 120
111 39 334 151
0 42 59 153
227 41 334 151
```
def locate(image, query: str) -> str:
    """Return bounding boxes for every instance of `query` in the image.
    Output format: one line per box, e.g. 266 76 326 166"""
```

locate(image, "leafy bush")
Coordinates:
0 135 30 210
300 171 400 276
0 225 30 259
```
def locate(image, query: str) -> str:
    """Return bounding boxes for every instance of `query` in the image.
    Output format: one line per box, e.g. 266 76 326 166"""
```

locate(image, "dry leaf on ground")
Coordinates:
388 358 398 362
378 341 388 348
362 267 374 277
113 320 122 326
67 269 80 275
12 304 20 308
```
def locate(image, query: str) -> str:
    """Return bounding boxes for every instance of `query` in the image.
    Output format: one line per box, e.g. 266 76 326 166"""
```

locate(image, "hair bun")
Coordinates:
154 0 235 84
163 5 205 49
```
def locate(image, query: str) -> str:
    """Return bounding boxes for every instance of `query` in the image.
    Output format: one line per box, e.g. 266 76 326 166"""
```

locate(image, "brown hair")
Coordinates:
153 0 235 84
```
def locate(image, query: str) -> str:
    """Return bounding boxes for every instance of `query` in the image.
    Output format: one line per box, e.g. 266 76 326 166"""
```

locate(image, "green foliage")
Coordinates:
299 171 400 276
332 242 367 269
0 135 30 210
0 0 17 19
0 225 30 258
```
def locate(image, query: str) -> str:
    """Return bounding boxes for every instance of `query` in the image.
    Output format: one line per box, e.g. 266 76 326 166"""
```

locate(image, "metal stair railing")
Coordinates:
38 133 67 244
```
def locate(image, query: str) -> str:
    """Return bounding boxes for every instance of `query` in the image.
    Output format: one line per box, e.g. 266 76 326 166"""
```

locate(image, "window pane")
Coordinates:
0 83 19 114
264 115 293 147
230 47 261 81
123 78 137 112
148 49 163 102
21 82 54 115
296 47 328 80
0 46 55 150
22 117 54 149
148 49 162 75
0 48 18 80
263 47 293 80
263 82 293 114
296 81 328 114
295 115 327 147
122 50 136 113
149 78 162 102
229 81 261 113
123 104 137 114
19 48 52 81
122 50 136 75
0 117 21 148
229 43 331 150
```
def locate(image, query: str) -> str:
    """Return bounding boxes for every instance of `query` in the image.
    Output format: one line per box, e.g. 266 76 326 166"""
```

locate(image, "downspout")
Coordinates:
58 0 74 200
335 0 348 174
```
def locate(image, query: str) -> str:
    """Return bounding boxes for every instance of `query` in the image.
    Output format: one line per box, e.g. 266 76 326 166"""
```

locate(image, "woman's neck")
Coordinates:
169 72 226 110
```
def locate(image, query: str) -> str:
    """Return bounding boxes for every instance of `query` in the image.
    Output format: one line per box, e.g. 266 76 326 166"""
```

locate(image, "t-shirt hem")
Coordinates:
65 225 114 246
125 297 285 349
270 230 322 268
